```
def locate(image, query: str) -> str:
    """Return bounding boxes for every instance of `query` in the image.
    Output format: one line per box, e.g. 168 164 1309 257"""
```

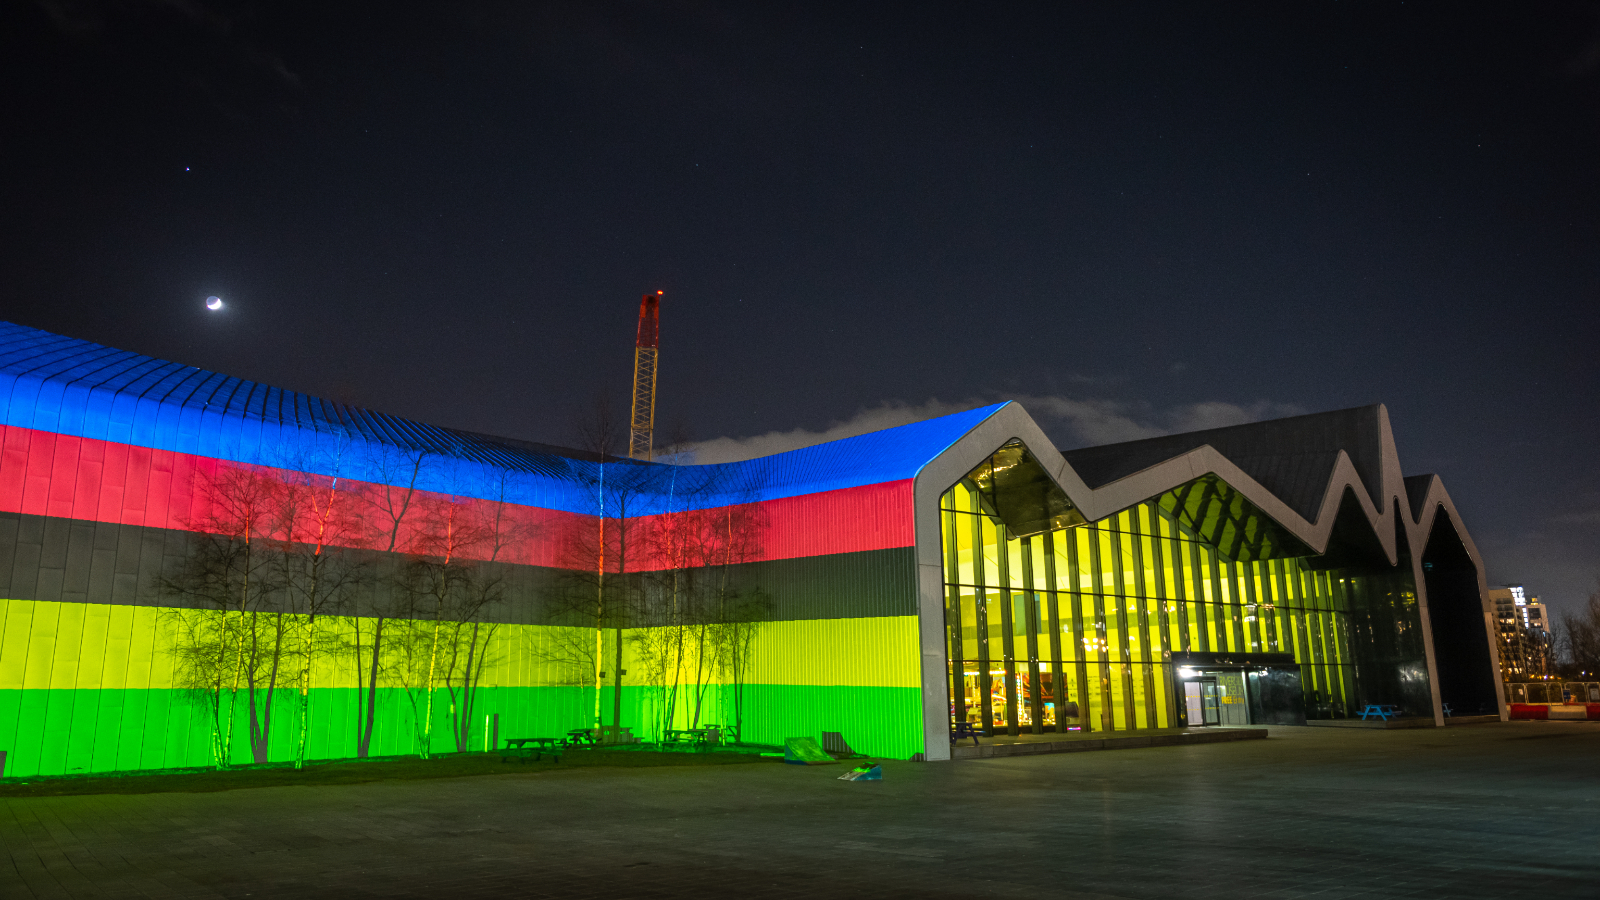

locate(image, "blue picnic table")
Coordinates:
1358 704 1401 721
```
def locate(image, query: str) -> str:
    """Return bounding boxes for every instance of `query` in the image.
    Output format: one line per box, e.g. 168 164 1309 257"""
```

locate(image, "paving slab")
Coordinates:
2 722 1597 899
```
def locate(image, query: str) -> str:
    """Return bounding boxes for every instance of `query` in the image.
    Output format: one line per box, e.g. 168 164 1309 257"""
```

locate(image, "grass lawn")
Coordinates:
0 747 776 798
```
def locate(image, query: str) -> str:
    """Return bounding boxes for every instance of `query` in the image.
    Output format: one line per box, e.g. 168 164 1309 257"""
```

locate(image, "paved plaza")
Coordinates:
3 723 1597 899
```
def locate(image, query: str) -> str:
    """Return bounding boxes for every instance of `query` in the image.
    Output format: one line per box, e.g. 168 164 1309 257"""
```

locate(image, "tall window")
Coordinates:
940 477 1426 732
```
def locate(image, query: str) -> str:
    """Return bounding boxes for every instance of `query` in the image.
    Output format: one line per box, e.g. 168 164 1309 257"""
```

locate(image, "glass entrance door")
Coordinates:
1200 680 1221 726
1183 679 1222 726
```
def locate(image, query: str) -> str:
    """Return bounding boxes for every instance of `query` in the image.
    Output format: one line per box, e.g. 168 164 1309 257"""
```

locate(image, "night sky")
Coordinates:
3 2 1598 613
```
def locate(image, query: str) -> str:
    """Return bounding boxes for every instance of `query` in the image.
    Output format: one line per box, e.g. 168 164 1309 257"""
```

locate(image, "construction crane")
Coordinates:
628 291 663 461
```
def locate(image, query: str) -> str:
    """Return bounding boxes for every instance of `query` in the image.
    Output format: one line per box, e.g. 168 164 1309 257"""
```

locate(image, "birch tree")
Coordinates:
389 468 519 757
161 465 286 767
546 397 648 737
634 466 768 738
272 441 368 769
348 444 431 758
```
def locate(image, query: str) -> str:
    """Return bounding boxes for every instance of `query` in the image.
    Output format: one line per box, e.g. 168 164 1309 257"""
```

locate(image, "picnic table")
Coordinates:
950 721 980 746
663 727 718 750
566 729 597 747
1358 704 1402 721
501 737 565 763
702 723 739 744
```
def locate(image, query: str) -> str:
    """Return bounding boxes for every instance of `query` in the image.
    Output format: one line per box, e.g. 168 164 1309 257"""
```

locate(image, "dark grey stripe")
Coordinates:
0 512 916 625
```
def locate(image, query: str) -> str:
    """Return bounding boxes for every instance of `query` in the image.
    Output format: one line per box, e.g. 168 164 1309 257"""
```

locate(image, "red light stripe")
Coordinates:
0 424 914 568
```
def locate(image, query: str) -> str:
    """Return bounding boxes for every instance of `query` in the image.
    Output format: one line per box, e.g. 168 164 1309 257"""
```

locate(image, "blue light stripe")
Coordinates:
0 321 1002 514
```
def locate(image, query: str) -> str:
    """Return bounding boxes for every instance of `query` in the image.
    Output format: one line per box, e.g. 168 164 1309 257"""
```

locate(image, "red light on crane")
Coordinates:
634 292 661 350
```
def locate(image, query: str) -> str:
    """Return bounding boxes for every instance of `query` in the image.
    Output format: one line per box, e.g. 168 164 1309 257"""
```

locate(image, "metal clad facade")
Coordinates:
0 321 953 775
1 321 1000 515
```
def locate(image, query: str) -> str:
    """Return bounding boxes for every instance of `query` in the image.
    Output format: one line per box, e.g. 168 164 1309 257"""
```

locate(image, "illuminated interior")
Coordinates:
940 454 1434 736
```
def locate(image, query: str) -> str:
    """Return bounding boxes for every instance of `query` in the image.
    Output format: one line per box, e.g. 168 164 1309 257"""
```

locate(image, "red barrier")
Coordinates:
1509 703 1600 721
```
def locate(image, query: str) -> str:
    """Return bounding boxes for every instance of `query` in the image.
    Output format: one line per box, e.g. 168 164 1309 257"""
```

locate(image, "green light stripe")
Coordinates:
0 684 923 778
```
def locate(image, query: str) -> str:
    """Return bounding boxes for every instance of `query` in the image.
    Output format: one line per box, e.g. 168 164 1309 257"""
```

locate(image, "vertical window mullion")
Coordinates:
942 502 966 728
997 526 1019 737
1020 536 1043 734
1066 529 1090 732
1169 521 1192 653
1073 528 1099 733
1241 559 1259 651
1189 540 1212 653
1091 525 1118 732
970 506 993 734
1043 531 1068 732
1125 512 1151 728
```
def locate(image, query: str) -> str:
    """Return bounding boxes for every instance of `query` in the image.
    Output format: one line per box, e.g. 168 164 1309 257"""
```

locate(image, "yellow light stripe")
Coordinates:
0 598 920 692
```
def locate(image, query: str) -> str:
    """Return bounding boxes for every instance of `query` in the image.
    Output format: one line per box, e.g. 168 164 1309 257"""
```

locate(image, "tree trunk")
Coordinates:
248 612 285 764
295 613 316 770
452 622 482 752
612 623 624 730
421 594 444 759
356 617 384 758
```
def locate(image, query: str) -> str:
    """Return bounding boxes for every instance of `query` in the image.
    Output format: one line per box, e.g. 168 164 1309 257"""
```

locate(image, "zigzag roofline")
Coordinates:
915 401 1485 572
909 401 1497 760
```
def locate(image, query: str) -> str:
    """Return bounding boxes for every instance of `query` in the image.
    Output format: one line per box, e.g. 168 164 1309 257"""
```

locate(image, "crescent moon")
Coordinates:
206 296 223 311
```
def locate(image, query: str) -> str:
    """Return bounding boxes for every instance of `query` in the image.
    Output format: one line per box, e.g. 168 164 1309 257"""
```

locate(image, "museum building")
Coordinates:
0 321 1504 778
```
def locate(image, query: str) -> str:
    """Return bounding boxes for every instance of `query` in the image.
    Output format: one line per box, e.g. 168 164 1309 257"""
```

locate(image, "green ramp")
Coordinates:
783 736 837 765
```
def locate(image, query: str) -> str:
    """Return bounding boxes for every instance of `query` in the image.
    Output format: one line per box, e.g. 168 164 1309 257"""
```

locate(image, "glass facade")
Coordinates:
941 475 1433 735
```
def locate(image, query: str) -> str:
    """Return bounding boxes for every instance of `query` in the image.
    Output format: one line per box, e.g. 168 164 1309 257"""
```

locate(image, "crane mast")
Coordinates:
628 291 662 460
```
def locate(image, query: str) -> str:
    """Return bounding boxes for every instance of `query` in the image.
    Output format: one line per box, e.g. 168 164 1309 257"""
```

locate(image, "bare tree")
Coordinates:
162 436 536 765
545 396 648 738
628 614 680 741
391 492 481 757
633 464 768 739
1557 579 1600 679
440 463 537 751
640 501 720 734
272 438 369 769
715 587 772 741
386 460 527 758
347 444 431 758
160 465 287 767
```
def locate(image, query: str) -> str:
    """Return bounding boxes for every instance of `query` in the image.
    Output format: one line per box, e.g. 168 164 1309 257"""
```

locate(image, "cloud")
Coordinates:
990 395 1306 447
1164 400 1309 435
685 399 976 464
683 395 1307 464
